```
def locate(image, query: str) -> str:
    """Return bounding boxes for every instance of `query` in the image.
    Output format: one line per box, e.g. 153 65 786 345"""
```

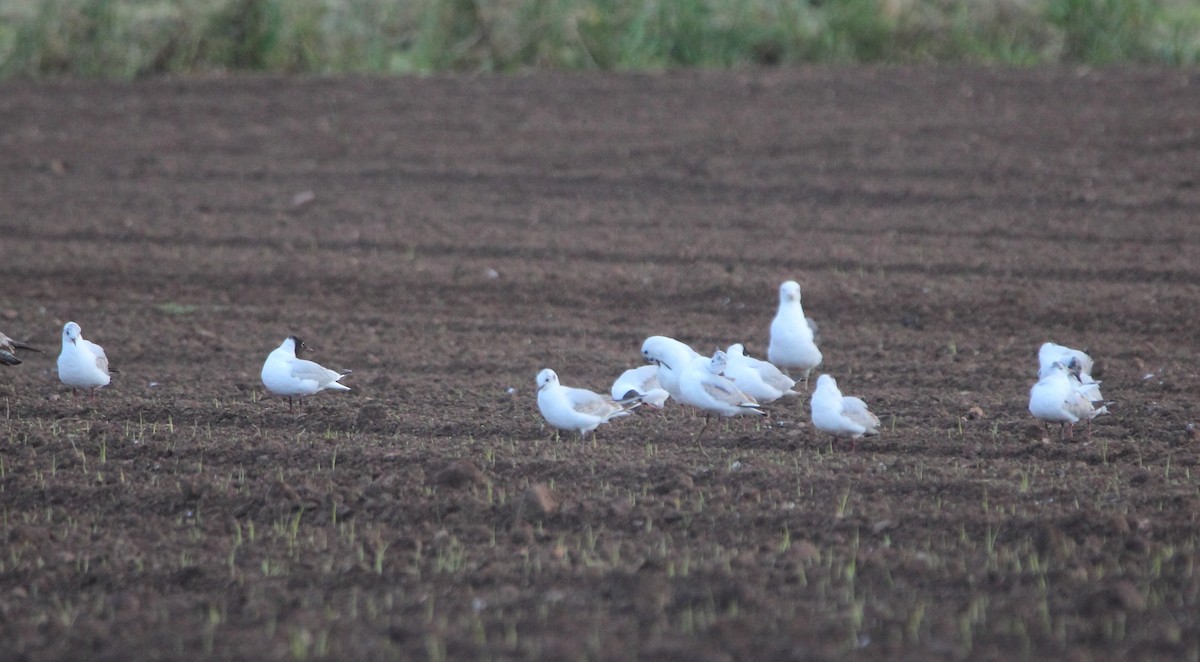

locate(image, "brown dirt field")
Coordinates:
1 67 1199 660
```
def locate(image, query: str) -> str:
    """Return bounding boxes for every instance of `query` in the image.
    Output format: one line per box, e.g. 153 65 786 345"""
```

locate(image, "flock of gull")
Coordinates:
535 279 1109 446
534 280 883 446
3 279 1108 447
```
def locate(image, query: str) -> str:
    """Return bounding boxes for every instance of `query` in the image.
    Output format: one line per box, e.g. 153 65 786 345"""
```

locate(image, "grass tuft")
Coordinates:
0 0 1197 79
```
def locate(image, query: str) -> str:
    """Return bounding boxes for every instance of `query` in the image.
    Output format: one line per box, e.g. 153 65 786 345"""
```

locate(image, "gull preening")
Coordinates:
1029 361 1107 439
768 280 822 389
611 364 670 409
1037 342 1094 380
810 374 880 449
722 343 798 404
537 368 640 439
1037 341 1103 400
261 336 351 410
57 321 112 395
677 350 765 437
1 330 42 366
640 335 702 401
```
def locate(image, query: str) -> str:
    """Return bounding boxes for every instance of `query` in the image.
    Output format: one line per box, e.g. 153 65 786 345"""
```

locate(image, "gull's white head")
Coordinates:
780 280 801 304
536 368 559 391
816 374 836 390
1037 342 1054 356
707 350 728 375
727 343 746 358
641 336 675 370
63 322 82 345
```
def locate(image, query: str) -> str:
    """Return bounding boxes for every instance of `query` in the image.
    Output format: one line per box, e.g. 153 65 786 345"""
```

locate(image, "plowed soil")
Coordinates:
1 67 1199 660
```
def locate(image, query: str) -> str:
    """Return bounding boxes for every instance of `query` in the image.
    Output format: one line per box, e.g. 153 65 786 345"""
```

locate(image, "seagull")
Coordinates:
261 336 351 410
57 321 112 396
640 335 702 400
537 368 640 439
611 364 670 409
1037 342 1103 400
768 280 822 390
810 374 880 449
1029 361 1107 440
677 350 765 437
1037 342 1094 379
1 330 42 366
723 343 798 404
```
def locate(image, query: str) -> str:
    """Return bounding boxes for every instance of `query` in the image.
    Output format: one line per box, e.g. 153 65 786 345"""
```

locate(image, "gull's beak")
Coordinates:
657 359 672 371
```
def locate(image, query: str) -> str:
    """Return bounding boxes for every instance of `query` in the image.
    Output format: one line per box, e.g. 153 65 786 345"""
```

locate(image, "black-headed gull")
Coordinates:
57 321 112 395
768 280 822 390
611 365 670 409
810 374 880 449
537 368 639 439
1029 361 1107 440
1037 342 1094 379
723 343 798 404
678 350 765 437
1 330 42 366
640 335 702 400
261 336 351 410
1037 341 1103 401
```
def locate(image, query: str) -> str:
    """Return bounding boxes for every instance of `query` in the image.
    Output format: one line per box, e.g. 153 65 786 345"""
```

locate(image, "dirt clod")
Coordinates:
430 460 488 489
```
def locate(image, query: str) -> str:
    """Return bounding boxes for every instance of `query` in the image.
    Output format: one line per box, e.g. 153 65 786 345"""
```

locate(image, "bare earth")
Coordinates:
1 67 1199 660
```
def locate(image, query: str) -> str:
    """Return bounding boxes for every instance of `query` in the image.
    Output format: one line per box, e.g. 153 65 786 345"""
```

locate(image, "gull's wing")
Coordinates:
748 356 797 393
83 339 110 375
290 358 342 386
841 397 880 432
1 331 41 355
612 365 659 399
563 385 628 418
702 375 760 408
1064 389 1103 421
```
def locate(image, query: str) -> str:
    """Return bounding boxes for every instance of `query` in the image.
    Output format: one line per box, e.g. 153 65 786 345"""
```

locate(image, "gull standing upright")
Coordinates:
537 368 640 439
723 343 798 404
261 336 351 410
677 350 765 438
57 322 112 396
810 374 880 449
1029 361 1107 440
1 330 42 366
768 281 822 390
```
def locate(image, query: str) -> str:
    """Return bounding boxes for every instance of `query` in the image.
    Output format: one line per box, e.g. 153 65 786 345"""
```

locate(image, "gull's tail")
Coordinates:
740 403 768 416
325 369 352 391
615 392 645 411
0 336 42 365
